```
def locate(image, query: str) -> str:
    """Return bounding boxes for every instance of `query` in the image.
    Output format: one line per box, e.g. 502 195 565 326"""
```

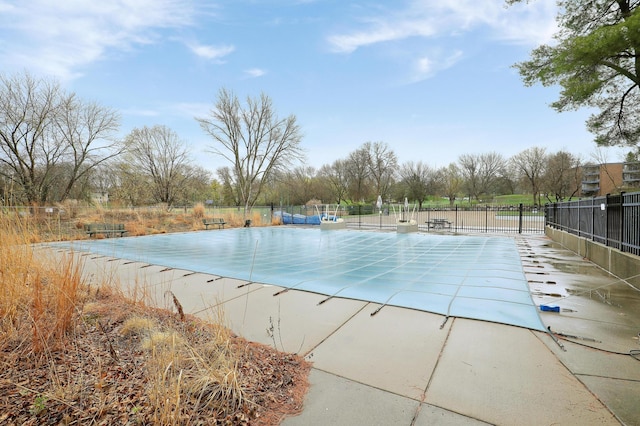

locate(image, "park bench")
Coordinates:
426 218 452 229
202 218 226 230
84 223 127 238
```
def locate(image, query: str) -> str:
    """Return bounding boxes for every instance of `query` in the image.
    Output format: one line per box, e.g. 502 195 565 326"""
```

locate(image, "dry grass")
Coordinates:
192 203 205 219
0 214 83 353
0 212 310 425
16 205 275 242
223 210 264 228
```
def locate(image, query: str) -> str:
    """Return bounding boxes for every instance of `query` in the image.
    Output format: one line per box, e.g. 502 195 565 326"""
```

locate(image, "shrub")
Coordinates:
193 202 205 219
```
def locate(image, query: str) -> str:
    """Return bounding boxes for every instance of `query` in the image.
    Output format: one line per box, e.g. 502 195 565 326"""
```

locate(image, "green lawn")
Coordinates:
422 194 537 207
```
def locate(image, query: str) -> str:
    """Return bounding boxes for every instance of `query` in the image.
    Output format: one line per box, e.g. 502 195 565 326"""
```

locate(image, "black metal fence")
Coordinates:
2 203 546 235
545 191 640 256
279 204 545 234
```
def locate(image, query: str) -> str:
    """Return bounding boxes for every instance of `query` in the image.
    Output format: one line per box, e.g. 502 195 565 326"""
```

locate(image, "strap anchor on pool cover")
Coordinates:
440 316 450 329
318 295 332 305
545 326 566 351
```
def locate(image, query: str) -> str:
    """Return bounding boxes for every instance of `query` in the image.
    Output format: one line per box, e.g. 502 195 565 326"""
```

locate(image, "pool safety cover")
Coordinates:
58 227 545 331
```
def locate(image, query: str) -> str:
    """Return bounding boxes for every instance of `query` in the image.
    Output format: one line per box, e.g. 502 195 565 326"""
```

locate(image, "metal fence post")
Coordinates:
620 192 625 250
605 194 610 246
577 198 581 237
518 203 523 234
485 205 488 233
455 205 458 232
590 198 595 241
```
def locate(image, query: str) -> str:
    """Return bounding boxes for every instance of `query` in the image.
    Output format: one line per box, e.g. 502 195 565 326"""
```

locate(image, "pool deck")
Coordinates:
50 233 640 426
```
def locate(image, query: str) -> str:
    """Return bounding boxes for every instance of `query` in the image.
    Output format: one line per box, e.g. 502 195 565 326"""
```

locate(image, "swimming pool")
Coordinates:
57 227 545 331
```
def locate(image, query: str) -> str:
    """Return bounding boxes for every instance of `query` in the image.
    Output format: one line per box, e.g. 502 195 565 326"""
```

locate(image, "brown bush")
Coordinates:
193 202 206 219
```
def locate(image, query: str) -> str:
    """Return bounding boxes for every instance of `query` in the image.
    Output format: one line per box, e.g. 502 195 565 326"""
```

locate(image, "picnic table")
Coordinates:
426 218 452 229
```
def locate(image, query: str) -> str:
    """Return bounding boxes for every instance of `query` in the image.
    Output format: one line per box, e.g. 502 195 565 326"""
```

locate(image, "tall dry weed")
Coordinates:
250 210 263 226
0 213 84 353
99 277 245 420
224 210 264 227
130 303 244 424
0 214 34 330
192 202 205 219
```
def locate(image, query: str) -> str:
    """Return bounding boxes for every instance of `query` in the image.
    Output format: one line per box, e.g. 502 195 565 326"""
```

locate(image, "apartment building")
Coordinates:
581 162 640 196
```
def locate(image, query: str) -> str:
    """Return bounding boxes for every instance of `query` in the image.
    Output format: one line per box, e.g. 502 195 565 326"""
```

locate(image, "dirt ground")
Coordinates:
0 289 311 425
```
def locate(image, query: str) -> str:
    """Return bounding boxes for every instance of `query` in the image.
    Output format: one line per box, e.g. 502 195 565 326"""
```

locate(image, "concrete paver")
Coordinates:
77 255 168 290
425 319 618 425
197 287 368 354
578 375 640 426
149 274 268 315
544 335 640 381
412 403 492 426
281 369 419 426
308 304 451 400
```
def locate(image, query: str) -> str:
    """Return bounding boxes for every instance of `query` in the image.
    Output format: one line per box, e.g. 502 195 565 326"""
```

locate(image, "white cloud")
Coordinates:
170 102 213 119
494 1 558 46
326 0 557 54
412 50 463 82
121 101 212 123
244 68 266 78
0 0 196 80
416 57 432 75
328 19 436 54
121 108 161 117
187 42 235 60
0 2 16 13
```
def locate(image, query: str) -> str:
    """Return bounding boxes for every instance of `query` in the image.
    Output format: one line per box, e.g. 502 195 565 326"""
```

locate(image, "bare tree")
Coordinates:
56 95 121 200
589 148 626 194
398 161 439 209
216 166 241 206
510 147 547 205
197 88 304 214
458 152 506 202
0 71 121 204
88 162 117 204
277 166 318 205
458 154 481 201
175 164 212 206
317 159 350 205
543 151 582 202
440 163 462 206
0 72 61 204
124 125 195 208
109 161 154 206
365 141 397 201
345 146 372 202
478 152 506 199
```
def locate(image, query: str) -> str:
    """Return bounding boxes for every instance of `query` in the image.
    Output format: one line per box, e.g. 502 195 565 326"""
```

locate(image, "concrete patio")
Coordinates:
46 233 640 425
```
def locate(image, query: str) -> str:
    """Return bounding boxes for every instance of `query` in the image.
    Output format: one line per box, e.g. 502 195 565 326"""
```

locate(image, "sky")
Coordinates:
0 0 629 173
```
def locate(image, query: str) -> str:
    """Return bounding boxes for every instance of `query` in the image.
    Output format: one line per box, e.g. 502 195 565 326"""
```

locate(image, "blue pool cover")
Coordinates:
57 227 545 331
